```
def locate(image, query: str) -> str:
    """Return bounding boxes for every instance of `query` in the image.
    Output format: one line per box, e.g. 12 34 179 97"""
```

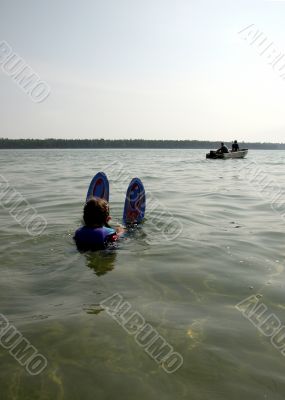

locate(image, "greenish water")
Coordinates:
1 149 285 400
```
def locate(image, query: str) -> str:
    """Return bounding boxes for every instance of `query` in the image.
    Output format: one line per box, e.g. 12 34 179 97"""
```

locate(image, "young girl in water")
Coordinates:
74 197 125 251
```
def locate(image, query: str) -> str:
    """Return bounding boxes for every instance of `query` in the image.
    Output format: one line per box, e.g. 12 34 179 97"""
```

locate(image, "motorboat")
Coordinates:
206 149 248 159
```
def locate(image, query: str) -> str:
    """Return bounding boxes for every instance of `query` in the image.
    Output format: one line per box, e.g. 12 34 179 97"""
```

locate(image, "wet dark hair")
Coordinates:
83 198 109 227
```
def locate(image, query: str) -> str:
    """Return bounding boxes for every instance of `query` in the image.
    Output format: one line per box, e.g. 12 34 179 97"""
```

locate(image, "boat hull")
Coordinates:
223 149 248 159
206 149 248 159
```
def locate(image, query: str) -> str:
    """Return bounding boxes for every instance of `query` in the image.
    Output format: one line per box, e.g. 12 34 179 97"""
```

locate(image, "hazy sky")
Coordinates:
1 0 285 142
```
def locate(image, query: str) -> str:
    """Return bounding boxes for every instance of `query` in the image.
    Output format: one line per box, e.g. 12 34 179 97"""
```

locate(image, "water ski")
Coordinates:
86 172 109 202
123 178 146 225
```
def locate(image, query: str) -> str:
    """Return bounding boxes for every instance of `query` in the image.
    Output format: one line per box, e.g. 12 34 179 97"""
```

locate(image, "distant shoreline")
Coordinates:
0 138 284 150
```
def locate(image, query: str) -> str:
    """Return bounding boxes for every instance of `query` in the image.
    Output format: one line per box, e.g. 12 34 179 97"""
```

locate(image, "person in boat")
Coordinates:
232 140 240 152
74 197 125 252
216 142 229 154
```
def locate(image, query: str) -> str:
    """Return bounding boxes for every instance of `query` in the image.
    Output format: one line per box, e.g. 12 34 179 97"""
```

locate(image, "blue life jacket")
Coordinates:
74 226 116 251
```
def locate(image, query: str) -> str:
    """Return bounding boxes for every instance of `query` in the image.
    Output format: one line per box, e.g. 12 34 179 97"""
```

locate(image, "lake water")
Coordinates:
1 149 285 400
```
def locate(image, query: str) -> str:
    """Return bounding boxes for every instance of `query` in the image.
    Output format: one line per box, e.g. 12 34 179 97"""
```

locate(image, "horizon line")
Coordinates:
1 138 285 144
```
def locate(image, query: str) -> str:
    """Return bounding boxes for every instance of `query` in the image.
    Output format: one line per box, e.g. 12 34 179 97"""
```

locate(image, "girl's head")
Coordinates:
83 198 110 227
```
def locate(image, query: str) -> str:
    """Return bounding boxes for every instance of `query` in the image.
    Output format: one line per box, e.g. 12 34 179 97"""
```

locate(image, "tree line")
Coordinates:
0 138 284 149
